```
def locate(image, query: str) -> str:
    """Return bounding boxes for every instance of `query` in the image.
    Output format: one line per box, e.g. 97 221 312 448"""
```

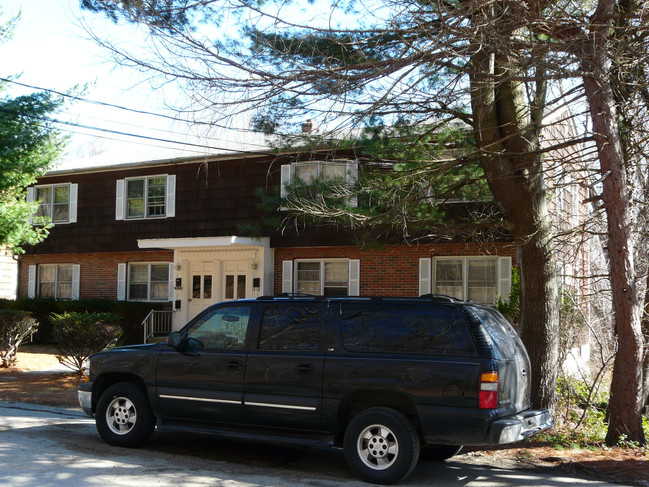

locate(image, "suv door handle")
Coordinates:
296 363 315 374
227 360 244 370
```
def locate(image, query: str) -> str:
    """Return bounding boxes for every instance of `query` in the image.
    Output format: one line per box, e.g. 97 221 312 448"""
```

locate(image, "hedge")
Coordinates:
0 298 165 345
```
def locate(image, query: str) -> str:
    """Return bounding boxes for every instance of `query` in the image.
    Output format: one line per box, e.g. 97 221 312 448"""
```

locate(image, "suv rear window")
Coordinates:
469 306 518 358
341 303 475 355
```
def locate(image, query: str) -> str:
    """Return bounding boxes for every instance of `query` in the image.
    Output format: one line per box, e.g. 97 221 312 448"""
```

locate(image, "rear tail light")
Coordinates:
479 371 499 409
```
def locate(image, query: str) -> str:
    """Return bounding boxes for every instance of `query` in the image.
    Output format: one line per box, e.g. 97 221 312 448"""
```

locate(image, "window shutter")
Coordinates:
26 187 35 225
419 258 431 296
72 264 81 299
280 164 292 199
166 175 176 218
168 263 175 301
282 260 293 294
345 161 359 208
69 183 78 223
117 263 127 301
28 265 37 298
498 256 513 301
348 259 360 296
115 180 125 220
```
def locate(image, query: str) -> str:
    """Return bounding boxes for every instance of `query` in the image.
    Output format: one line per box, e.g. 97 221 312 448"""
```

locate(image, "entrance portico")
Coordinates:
138 236 272 330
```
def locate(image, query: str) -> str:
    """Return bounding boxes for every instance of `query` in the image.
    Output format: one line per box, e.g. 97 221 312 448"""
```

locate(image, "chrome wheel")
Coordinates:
96 382 155 447
356 423 399 470
105 396 138 436
344 407 419 484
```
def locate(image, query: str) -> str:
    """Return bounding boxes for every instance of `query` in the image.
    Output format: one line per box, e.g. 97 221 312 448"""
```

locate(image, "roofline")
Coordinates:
43 151 275 177
43 144 351 177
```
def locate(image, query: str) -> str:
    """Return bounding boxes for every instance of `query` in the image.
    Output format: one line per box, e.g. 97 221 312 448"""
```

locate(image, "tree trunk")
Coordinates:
582 0 646 446
642 273 649 413
469 34 560 411
517 230 560 411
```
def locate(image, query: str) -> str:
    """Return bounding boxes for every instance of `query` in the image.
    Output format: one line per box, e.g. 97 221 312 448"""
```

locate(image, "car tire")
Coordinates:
421 444 463 461
343 407 420 484
96 382 155 447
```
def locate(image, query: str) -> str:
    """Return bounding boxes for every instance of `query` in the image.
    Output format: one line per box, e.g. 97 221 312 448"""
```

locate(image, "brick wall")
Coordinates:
17 250 173 300
274 242 516 296
18 241 517 300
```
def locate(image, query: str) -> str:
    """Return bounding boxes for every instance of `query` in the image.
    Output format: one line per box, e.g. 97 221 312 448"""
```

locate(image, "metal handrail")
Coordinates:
141 310 173 343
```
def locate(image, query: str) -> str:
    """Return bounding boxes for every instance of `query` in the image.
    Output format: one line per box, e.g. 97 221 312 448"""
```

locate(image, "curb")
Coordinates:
0 400 87 418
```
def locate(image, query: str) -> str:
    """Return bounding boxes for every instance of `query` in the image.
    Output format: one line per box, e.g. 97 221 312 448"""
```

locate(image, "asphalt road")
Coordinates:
0 402 622 487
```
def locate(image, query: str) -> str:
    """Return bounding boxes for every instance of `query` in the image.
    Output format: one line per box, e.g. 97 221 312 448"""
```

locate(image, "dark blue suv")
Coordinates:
78 295 551 484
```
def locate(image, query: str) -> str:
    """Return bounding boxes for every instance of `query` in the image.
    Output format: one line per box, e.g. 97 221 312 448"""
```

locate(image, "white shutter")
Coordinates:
346 161 358 208
26 187 35 225
280 164 292 199
71 264 81 299
168 263 175 301
28 265 37 298
282 260 293 294
498 256 513 301
419 258 431 296
115 180 125 220
117 263 127 301
348 259 360 296
166 175 176 218
69 183 78 223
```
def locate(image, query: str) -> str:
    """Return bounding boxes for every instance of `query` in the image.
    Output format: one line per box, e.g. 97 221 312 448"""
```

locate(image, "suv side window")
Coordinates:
186 306 251 350
259 305 321 351
341 303 475 355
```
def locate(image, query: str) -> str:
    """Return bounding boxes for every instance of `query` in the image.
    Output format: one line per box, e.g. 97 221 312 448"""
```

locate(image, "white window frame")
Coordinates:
424 256 512 303
124 262 173 302
29 263 80 300
116 174 175 221
283 259 360 296
26 183 78 224
280 160 358 207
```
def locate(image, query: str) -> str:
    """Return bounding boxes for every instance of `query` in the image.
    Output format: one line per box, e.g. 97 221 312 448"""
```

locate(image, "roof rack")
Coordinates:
256 294 464 303
418 294 463 302
257 293 325 301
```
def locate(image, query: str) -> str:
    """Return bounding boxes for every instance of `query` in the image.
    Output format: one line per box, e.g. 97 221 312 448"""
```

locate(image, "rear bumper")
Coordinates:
489 409 552 444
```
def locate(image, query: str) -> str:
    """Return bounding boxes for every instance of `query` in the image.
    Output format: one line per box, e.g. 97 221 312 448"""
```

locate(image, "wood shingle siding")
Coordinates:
27 155 286 255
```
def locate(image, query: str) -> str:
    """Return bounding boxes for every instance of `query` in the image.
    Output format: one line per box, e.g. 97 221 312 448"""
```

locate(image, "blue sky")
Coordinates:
1 0 265 167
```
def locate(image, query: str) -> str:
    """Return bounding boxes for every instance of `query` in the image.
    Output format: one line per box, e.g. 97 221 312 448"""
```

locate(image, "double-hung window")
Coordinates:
282 259 360 296
419 256 512 304
27 264 80 300
126 263 171 301
27 183 78 224
115 175 176 220
280 160 358 207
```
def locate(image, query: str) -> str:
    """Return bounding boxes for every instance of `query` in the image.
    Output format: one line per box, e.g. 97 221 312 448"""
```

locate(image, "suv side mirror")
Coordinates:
166 331 182 348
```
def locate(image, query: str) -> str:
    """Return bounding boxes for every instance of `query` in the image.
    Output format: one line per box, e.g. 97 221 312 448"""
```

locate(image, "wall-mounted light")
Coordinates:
251 261 258 270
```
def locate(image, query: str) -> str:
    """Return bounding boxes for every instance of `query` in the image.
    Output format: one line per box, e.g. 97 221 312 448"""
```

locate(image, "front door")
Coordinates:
189 261 215 319
223 261 248 301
